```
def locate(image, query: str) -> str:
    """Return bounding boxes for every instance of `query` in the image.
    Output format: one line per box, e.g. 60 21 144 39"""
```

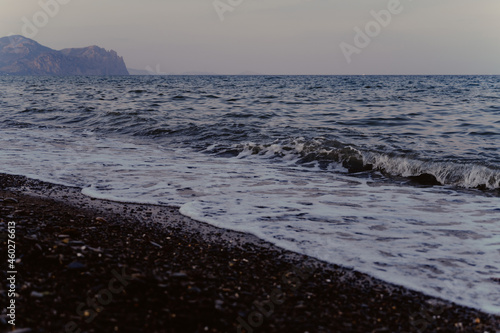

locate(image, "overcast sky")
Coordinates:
1 0 499 74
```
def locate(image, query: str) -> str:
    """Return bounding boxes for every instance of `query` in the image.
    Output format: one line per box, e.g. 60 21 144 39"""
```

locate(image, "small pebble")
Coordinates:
67 261 86 270
171 272 188 278
4 198 19 204
11 329 33 333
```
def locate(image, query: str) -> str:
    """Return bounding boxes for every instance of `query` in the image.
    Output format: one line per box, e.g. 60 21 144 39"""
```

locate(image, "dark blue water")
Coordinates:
1 75 499 190
1 75 499 313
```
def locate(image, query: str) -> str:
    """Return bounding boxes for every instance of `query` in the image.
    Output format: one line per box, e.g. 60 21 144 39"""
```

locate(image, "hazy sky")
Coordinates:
1 0 499 74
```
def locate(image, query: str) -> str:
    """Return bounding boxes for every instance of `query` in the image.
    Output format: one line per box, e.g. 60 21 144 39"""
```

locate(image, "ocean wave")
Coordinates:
230 138 500 191
364 151 500 190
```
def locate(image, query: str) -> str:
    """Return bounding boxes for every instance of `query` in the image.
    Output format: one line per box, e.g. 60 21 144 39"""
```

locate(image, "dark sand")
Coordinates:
1 173 499 333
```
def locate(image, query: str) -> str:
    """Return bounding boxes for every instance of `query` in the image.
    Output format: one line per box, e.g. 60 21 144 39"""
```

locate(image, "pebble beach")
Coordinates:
1 173 499 333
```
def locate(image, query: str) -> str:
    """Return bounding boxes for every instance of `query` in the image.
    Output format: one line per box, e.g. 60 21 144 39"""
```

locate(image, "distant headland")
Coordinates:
0 35 129 75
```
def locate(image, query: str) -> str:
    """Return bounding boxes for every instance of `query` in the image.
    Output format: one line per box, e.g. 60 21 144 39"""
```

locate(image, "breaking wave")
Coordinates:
226 138 500 191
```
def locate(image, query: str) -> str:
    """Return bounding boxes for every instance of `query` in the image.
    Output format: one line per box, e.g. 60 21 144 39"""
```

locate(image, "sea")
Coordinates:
0 75 499 314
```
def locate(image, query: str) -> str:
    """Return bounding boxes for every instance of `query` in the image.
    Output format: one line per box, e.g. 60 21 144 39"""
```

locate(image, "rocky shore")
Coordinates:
0 173 499 332
0 35 129 75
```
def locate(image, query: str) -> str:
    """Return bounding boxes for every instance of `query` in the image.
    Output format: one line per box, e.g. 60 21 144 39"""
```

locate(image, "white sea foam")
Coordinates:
234 138 500 190
1 127 499 314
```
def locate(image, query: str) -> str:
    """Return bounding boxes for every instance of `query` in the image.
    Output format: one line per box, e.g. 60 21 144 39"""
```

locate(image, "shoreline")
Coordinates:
1 173 499 332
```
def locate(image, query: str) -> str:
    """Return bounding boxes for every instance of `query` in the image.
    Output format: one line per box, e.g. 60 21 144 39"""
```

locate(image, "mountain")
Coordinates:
0 35 129 75
128 68 171 75
128 68 155 75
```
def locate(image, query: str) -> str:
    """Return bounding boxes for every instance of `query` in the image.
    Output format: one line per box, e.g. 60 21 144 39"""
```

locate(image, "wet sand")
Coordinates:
1 173 499 332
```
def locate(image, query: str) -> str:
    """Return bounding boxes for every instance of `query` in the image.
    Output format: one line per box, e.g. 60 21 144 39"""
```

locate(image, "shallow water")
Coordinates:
1 75 499 313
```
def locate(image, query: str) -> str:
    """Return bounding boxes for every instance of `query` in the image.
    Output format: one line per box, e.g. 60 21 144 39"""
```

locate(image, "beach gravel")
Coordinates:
0 173 499 333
